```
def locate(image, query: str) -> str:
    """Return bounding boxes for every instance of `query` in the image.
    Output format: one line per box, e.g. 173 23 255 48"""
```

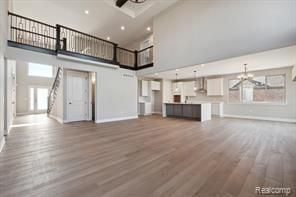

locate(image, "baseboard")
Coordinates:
4 125 12 136
16 112 46 116
48 114 64 124
95 116 138 123
223 114 296 123
0 136 5 153
16 112 31 116
152 111 162 115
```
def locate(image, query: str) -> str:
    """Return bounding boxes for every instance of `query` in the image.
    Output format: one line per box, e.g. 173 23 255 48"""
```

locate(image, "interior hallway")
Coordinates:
0 115 295 197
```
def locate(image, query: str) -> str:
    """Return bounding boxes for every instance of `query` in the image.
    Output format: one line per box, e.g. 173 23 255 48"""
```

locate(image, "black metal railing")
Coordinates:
7 12 153 70
117 47 136 68
8 12 57 52
57 25 117 64
138 46 153 68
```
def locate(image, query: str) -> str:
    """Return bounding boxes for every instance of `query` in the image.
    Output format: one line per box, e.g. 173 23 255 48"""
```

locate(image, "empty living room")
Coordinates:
0 0 295 196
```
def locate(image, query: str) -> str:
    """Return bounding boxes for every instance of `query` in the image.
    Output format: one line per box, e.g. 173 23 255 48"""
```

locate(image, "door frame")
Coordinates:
65 70 90 122
28 85 50 114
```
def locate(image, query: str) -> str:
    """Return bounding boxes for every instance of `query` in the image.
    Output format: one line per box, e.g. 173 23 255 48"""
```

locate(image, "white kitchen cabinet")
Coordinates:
141 80 149 96
211 102 223 117
172 82 183 95
292 66 296 81
207 78 224 96
151 81 161 91
183 81 196 96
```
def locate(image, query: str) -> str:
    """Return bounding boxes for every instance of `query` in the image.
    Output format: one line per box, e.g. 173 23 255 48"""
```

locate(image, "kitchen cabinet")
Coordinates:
151 81 161 91
207 78 224 96
141 80 149 96
164 103 211 122
183 81 196 96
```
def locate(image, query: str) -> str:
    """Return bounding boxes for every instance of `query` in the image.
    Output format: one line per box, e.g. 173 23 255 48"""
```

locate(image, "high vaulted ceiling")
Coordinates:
144 45 296 80
11 0 178 47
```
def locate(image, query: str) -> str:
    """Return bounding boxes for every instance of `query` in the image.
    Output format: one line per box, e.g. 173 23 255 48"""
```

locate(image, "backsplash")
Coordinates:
187 93 224 103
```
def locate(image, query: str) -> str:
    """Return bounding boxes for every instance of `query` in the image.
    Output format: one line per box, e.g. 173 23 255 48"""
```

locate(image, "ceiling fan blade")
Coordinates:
116 0 128 8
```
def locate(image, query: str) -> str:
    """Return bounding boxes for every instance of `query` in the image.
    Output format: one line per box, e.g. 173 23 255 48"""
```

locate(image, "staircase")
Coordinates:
47 67 63 114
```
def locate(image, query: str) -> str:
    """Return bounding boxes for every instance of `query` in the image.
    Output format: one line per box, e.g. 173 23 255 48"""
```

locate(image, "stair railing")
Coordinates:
47 67 63 114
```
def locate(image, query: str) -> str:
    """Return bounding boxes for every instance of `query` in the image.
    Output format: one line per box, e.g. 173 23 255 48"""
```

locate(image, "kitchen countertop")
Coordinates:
164 102 211 105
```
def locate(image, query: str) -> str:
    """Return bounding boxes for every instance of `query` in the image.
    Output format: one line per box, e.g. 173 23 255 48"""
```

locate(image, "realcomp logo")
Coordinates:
255 187 291 196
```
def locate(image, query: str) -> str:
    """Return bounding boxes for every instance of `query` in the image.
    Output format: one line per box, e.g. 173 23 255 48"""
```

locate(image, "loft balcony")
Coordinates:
7 12 153 70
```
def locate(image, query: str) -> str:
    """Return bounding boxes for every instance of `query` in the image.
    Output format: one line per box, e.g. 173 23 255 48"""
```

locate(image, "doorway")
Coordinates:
66 70 89 122
28 86 49 113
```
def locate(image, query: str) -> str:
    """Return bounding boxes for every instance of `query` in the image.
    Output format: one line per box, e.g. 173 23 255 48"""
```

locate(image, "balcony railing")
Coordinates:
138 46 153 69
117 47 136 68
9 12 57 54
7 12 153 70
57 25 116 65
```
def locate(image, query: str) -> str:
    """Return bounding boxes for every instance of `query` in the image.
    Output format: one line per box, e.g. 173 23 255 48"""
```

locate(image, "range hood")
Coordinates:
198 77 207 93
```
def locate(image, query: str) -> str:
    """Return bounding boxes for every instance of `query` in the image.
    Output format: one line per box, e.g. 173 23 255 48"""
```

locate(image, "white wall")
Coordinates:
124 34 153 51
162 79 172 103
223 67 296 120
186 67 296 121
0 0 9 149
137 0 296 76
15 61 54 115
7 47 138 123
96 68 137 122
5 59 16 135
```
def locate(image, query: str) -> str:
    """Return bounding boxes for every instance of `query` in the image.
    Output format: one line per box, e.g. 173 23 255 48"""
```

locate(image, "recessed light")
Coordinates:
121 26 125 30
84 10 89 15
147 27 151 31
201 64 205 67
107 36 110 41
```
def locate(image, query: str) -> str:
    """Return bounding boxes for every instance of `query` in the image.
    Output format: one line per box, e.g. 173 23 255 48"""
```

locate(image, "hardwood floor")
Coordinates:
0 114 295 197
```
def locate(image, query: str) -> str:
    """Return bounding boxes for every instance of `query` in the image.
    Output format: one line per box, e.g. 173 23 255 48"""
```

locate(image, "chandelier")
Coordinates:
129 0 146 3
237 64 253 81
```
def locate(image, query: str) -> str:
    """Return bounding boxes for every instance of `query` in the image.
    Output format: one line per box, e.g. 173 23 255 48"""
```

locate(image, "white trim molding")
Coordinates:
95 116 138 124
49 114 64 124
0 137 5 153
223 114 296 123
57 54 119 69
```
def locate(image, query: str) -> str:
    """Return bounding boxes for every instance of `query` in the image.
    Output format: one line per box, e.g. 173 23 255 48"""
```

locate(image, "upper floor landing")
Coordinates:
7 12 153 70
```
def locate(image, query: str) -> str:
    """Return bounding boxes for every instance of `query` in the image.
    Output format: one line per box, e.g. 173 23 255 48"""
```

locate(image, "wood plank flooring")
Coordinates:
0 114 295 197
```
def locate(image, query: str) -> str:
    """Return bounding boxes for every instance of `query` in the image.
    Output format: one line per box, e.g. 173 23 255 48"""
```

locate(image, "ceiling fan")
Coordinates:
116 0 146 8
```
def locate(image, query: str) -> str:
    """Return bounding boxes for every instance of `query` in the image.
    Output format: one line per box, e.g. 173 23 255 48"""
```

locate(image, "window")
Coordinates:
228 75 285 104
28 63 53 78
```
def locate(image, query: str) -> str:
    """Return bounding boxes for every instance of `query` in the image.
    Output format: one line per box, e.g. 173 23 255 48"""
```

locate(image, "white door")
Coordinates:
67 71 89 122
29 86 49 113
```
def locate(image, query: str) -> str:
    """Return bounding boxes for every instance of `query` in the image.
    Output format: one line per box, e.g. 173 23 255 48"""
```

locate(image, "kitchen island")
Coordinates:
163 102 211 121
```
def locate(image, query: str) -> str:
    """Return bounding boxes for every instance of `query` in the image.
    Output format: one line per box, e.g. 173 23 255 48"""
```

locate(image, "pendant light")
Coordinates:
175 73 179 92
193 70 197 91
237 64 253 81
